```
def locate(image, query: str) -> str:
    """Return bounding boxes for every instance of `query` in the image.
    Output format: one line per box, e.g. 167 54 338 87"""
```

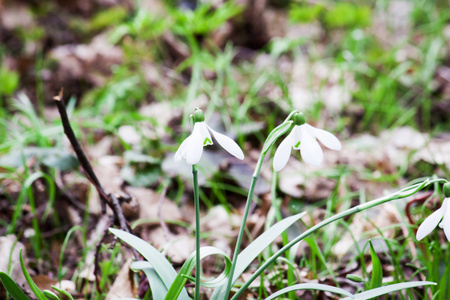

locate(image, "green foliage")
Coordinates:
169 1 244 36
324 3 371 29
289 4 324 23
289 3 371 29
0 65 19 96
90 6 128 31
120 151 160 187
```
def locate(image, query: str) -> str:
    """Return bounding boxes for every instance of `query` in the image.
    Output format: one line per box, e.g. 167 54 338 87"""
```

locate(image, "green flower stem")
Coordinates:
231 178 447 300
225 154 265 297
192 165 201 300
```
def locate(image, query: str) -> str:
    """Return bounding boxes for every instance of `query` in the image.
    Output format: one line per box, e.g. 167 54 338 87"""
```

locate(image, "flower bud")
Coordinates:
444 182 450 198
193 108 205 122
294 112 306 126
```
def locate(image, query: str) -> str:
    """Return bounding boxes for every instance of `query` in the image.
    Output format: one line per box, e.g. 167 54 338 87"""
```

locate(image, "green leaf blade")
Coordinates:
369 240 382 290
19 250 48 300
108 228 190 300
0 272 31 300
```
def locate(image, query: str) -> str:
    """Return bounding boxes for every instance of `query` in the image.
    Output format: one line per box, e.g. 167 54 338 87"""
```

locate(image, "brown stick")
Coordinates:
53 89 139 259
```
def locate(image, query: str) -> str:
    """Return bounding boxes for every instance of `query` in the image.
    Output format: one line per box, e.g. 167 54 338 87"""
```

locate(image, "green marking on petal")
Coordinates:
204 138 212 146
295 141 301 148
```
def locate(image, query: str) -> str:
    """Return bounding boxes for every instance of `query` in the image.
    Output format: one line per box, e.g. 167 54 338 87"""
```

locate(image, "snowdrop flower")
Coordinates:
416 183 450 241
175 108 244 165
273 112 341 171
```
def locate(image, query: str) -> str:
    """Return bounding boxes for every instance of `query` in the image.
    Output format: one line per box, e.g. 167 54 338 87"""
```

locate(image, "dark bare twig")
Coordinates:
54 89 139 263
54 89 108 214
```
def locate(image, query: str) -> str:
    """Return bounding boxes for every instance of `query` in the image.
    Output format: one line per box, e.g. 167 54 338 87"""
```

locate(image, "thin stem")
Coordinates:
225 154 265 297
231 178 446 300
192 164 201 300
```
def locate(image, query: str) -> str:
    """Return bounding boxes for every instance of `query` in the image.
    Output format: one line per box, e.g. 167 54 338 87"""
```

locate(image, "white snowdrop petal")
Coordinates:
442 199 450 241
174 135 191 161
291 126 302 150
185 123 204 165
207 125 244 160
273 130 295 172
199 122 213 146
416 206 444 241
306 124 342 151
299 125 323 166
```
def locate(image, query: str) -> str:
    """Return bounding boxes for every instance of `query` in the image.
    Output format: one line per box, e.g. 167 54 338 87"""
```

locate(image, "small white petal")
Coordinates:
207 125 244 160
442 198 450 241
305 123 342 151
199 122 213 146
185 123 204 165
291 126 302 150
416 204 445 241
273 129 296 172
299 125 323 166
174 135 191 161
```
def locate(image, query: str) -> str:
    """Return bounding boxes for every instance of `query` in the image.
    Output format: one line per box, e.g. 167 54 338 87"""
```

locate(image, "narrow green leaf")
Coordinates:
347 274 366 283
211 212 306 300
19 250 48 300
108 228 190 300
341 281 436 300
368 240 382 290
131 261 168 299
0 272 31 300
43 290 60 300
165 246 231 300
51 286 74 300
264 283 354 300
261 121 293 154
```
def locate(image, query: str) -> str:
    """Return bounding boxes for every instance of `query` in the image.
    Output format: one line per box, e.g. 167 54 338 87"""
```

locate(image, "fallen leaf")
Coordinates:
105 258 135 299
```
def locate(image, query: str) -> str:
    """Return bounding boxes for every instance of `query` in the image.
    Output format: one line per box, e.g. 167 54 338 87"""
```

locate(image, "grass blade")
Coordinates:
368 240 382 290
19 250 48 300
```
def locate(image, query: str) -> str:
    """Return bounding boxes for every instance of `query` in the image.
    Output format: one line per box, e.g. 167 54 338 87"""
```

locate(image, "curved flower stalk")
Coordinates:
416 182 450 241
174 108 243 300
273 112 342 171
175 108 244 165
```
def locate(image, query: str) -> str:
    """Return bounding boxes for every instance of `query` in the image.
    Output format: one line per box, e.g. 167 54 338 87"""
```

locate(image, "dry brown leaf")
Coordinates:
105 258 135 300
125 186 182 221
0 235 28 290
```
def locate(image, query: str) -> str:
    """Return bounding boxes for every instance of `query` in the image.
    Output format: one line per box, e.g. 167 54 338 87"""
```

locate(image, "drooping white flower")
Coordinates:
416 197 450 241
273 112 341 171
174 109 244 165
